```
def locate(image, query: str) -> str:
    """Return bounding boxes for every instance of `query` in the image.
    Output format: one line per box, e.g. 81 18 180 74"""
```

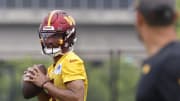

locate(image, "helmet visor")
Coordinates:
39 32 56 39
39 31 64 39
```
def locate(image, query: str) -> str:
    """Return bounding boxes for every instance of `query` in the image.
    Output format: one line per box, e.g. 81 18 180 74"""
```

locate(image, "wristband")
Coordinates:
41 80 50 88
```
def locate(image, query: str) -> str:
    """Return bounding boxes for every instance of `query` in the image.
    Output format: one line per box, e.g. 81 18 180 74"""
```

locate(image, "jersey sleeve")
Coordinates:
62 58 86 83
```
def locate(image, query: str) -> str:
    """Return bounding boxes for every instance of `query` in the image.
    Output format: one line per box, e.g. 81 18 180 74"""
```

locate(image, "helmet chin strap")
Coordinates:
53 46 74 57
51 47 74 57
42 47 73 57
52 48 64 57
42 47 62 57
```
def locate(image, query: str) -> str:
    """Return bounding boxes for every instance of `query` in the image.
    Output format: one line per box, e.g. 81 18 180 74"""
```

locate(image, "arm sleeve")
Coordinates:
62 59 86 83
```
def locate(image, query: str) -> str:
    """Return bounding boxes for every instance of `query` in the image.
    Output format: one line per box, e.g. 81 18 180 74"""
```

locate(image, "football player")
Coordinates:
24 10 88 101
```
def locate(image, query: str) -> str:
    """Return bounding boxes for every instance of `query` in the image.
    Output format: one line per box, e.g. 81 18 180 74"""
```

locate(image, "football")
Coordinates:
22 64 47 99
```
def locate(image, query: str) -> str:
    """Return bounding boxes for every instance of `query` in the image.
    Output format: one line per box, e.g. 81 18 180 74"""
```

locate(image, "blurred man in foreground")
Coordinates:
135 0 180 101
24 10 88 101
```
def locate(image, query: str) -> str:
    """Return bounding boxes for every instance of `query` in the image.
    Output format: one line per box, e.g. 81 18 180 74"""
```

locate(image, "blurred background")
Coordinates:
0 0 179 101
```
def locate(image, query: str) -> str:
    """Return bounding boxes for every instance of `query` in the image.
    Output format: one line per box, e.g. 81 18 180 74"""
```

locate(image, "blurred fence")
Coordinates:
0 50 144 101
0 0 130 9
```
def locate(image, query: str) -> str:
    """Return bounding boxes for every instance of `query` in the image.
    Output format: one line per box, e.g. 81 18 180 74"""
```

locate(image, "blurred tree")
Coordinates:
0 61 16 101
118 58 140 101
86 60 110 101
109 51 120 101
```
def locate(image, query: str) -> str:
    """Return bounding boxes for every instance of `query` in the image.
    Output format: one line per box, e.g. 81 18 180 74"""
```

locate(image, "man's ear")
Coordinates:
174 11 179 22
136 11 145 27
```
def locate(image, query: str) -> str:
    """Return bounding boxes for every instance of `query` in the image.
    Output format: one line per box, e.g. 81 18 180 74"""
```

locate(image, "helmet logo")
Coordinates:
43 26 55 31
64 16 76 26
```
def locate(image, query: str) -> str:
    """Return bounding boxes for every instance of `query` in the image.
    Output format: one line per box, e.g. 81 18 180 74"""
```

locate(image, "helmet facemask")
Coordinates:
39 26 76 57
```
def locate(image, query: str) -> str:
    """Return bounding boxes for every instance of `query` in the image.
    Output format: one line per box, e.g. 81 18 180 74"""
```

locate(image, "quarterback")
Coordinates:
24 10 88 101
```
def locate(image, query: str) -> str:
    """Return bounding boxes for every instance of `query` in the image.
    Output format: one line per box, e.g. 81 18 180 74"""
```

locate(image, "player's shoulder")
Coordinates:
164 41 180 63
157 41 180 62
160 41 180 74
166 41 180 55
147 41 180 72
65 51 84 63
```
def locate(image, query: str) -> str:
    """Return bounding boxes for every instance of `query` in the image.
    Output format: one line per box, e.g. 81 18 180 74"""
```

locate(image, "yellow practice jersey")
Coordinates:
47 51 88 101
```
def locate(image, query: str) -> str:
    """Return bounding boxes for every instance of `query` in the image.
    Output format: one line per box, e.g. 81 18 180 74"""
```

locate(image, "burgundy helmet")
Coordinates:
39 10 77 56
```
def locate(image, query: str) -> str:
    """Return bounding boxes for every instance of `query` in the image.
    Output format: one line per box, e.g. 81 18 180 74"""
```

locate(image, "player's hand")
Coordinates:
24 65 50 88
